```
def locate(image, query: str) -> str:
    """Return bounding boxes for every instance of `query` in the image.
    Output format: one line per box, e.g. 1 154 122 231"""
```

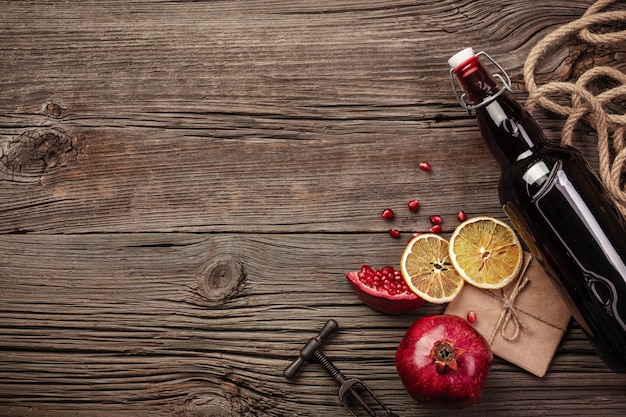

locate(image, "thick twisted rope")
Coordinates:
523 0 626 212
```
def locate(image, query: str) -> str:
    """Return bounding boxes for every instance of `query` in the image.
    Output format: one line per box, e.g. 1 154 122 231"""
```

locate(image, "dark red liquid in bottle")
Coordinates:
450 48 626 372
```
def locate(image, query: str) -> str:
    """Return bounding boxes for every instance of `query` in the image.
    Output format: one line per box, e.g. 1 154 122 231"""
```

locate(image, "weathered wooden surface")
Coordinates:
1 1 626 416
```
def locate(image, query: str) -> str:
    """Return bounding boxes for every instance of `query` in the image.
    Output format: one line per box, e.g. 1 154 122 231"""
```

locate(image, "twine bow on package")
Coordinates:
445 253 571 377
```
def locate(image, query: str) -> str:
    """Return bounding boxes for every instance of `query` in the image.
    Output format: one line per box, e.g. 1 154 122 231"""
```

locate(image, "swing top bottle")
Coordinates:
449 47 626 372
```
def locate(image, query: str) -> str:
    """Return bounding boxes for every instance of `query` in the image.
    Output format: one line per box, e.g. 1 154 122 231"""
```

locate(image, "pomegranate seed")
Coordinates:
407 199 420 212
389 229 401 238
429 224 442 234
467 311 477 324
411 232 422 238
419 162 431 172
457 210 467 222
429 215 443 225
381 208 395 220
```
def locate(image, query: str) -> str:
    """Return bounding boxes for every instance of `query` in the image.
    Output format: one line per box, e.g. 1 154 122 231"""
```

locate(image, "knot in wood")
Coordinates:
1 128 79 182
198 256 245 304
42 102 67 119
178 396 240 417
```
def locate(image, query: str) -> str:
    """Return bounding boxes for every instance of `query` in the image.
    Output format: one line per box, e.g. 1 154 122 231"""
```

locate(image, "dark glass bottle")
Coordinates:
449 48 626 372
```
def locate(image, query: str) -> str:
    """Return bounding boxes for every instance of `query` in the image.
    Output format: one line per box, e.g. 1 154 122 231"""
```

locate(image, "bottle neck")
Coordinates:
453 55 547 165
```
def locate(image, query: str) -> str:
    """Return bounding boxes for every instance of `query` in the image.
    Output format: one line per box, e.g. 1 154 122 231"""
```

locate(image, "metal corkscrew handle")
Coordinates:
284 319 338 379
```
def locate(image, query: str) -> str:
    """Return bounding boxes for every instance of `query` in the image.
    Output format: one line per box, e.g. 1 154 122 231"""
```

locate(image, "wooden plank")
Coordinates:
0 0 610 234
0 233 624 416
0 124 503 234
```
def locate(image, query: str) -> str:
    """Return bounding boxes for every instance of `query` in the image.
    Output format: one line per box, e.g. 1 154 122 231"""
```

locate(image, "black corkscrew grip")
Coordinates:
284 319 399 417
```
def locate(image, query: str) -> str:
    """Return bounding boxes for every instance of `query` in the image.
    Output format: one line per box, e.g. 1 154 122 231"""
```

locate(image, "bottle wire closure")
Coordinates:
284 319 399 417
449 51 512 114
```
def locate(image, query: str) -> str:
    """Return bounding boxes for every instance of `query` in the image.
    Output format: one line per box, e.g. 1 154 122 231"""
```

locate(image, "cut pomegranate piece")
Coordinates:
346 265 424 315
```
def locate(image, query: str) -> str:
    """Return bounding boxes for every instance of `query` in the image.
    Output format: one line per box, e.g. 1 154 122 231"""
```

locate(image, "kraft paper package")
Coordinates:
445 253 571 377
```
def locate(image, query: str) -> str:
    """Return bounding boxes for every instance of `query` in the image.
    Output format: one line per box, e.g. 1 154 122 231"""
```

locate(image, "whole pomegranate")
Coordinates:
346 265 424 314
395 314 492 409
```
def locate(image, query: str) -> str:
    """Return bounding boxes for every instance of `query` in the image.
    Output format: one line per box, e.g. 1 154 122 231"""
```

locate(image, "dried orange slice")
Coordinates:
449 216 523 289
400 234 464 304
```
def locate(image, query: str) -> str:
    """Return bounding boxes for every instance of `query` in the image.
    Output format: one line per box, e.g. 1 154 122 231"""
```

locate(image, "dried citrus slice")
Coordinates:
449 216 523 289
400 234 464 304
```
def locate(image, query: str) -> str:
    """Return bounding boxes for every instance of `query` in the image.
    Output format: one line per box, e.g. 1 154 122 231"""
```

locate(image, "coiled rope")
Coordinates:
523 0 626 213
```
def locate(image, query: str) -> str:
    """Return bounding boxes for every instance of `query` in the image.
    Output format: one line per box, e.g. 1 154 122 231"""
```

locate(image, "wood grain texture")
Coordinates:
1 0 626 416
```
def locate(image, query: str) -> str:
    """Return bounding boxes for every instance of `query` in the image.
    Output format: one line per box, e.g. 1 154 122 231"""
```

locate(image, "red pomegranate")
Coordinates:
346 265 424 314
395 314 492 408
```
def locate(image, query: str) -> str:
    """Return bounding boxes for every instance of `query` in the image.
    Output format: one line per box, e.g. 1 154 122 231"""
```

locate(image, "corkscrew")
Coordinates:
284 319 399 417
